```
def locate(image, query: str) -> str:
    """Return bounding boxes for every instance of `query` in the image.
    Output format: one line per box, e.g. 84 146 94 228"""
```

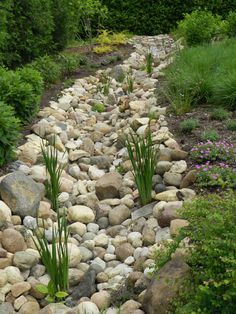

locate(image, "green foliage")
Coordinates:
126 70 134 94
226 11 236 37
28 56 61 86
154 240 179 273
0 66 43 122
163 38 236 112
93 45 113 54
173 193 236 313
190 141 235 164
180 119 198 133
125 125 159 206
145 53 154 76
34 141 69 302
0 102 21 166
41 140 64 212
102 0 236 36
211 107 231 120
57 53 82 76
176 11 226 46
196 165 236 189
201 129 219 142
98 73 112 96
0 0 54 67
92 103 105 113
226 119 236 131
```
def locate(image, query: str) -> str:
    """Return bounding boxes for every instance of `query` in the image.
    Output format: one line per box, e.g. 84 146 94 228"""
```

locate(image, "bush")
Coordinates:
180 119 198 133
211 107 231 120
57 53 82 76
226 11 236 37
176 10 225 46
163 38 236 112
0 67 43 122
172 193 236 313
102 0 236 36
0 102 21 166
226 119 236 131
29 56 61 86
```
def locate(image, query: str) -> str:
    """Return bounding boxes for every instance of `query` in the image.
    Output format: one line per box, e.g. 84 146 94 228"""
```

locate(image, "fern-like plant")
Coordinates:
125 125 159 205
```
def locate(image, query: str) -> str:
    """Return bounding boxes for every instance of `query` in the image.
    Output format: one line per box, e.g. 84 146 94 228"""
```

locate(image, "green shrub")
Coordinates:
57 53 82 76
29 56 61 86
201 129 219 142
176 10 226 46
226 11 236 37
0 102 21 166
226 119 236 131
172 193 236 313
0 66 43 122
211 107 231 120
125 126 159 206
92 103 105 113
102 0 236 36
163 39 236 112
180 119 198 133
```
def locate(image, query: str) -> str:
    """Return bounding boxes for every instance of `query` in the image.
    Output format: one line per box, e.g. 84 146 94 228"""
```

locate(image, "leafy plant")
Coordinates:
172 193 236 313
226 11 236 37
180 119 198 133
125 125 159 205
212 73 236 110
41 140 64 212
211 107 231 121
0 66 43 122
226 119 236 131
0 102 21 166
201 129 219 142
57 52 82 76
175 10 226 46
146 52 153 76
93 45 113 54
196 163 236 189
28 55 61 86
190 141 236 164
92 103 105 112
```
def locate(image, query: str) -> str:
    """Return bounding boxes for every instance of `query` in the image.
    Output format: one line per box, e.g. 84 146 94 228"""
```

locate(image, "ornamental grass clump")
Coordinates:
125 125 159 205
146 52 154 76
34 140 69 302
41 140 64 212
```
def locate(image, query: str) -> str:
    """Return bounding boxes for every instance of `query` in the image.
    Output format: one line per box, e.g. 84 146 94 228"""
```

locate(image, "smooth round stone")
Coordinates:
94 234 109 248
91 291 111 310
154 183 166 194
23 216 37 230
104 254 116 262
97 217 109 229
5 266 24 284
69 222 87 236
82 232 96 241
82 240 95 250
90 257 106 274
124 256 135 265
87 223 99 233
134 247 149 260
79 246 93 262
68 205 95 223
128 232 142 243
106 244 115 254
58 192 69 203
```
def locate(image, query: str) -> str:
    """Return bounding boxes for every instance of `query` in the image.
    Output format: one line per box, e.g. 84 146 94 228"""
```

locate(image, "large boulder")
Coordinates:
0 171 41 217
142 257 190 314
95 173 122 200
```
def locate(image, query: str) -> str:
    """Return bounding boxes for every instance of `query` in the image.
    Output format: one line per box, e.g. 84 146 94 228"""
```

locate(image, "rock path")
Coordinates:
0 36 196 314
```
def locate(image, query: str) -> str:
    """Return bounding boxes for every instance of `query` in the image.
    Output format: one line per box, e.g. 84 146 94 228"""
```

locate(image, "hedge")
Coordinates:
101 0 236 35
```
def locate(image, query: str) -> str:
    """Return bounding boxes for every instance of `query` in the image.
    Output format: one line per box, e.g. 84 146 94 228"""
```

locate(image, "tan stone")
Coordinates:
170 219 189 236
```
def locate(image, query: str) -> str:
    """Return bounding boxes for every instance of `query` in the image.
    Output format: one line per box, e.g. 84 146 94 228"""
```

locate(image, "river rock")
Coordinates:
2 229 26 253
0 171 41 217
68 205 95 223
95 173 122 200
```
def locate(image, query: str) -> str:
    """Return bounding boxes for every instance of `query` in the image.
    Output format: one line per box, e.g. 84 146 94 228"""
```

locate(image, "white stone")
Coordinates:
88 166 105 180
5 266 24 284
77 301 99 314
94 234 109 248
68 205 95 223
0 201 11 223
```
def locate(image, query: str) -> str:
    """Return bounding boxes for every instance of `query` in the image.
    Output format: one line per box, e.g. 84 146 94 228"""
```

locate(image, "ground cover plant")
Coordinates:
172 193 236 314
125 125 159 206
180 119 198 133
163 38 236 113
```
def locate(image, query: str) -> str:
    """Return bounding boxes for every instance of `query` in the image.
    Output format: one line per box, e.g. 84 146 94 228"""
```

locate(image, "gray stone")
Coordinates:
70 268 96 300
13 251 39 270
0 171 41 217
154 183 166 194
0 303 15 314
90 156 112 169
131 202 156 220
163 172 182 187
